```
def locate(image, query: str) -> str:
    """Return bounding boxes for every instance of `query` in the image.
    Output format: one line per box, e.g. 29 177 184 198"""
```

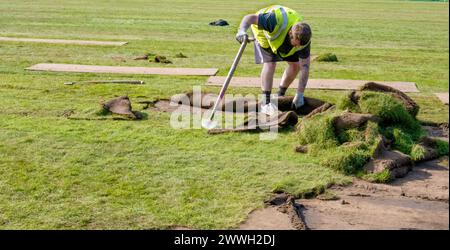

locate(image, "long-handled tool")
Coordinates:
201 35 252 129
64 80 145 85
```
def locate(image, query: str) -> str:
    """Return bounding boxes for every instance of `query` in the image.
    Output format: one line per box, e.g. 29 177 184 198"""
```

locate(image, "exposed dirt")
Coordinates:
423 124 449 141
239 206 297 230
151 99 178 113
100 96 145 120
300 158 449 230
239 157 449 230
332 112 380 131
151 99 214 116
103 96 135 117
364 149 413 179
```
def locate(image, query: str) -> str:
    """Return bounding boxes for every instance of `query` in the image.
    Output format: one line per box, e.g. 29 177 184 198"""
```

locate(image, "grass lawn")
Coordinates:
0 0 448 229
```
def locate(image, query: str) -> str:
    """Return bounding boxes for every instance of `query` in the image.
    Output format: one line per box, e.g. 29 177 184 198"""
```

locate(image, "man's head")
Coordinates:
289 22 312 48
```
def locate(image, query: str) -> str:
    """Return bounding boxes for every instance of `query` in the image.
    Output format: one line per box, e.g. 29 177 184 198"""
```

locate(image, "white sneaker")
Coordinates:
260 103 278 116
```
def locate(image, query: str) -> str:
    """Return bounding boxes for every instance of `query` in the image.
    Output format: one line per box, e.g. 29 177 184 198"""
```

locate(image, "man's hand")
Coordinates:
235 29 248 44
292 92 304 110
236 14 257 43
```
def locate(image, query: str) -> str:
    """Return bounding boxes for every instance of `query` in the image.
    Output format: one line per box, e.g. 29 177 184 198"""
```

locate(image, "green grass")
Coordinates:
411 144 427 161
0 0 448 229
359 92 421 127
360 169 392 183
316 53 339 62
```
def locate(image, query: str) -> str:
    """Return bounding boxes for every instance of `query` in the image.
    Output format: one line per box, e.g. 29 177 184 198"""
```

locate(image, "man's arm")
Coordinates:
238 14 258 32
291 56 310 109
236 14 258 43
297 56 310 93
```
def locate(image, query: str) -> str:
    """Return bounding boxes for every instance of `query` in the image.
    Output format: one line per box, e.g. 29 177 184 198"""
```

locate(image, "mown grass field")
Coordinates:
0 0 448 229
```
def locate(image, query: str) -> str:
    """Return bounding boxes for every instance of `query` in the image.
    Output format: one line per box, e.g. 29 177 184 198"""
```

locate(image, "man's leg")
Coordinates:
277 61 300 96
261 62 276 104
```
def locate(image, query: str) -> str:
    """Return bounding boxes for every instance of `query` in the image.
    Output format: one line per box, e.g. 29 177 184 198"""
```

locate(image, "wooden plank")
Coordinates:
0 37 128 46
206 76 419 93
26 63 218 76
434 93 449 105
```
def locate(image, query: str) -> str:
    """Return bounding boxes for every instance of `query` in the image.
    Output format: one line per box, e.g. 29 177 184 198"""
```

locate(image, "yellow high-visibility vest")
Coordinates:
251 5 304 57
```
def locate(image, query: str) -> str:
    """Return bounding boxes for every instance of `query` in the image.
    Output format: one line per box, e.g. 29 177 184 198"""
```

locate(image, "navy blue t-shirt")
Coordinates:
258 12 310 59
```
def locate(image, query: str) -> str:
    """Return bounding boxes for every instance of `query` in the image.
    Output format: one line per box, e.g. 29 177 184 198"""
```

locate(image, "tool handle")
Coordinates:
208 35 252 120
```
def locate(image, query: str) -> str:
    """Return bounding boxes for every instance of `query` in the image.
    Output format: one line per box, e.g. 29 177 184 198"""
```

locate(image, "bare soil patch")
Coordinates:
239 157 449 230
